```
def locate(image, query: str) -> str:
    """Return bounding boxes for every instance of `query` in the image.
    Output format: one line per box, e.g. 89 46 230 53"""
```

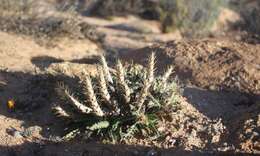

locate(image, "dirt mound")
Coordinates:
158 97 225 150
224 103 260 154
237 113 260 153
120 39 260 95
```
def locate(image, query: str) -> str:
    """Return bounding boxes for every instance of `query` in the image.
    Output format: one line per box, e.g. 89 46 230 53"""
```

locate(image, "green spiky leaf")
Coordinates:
87 121 109 131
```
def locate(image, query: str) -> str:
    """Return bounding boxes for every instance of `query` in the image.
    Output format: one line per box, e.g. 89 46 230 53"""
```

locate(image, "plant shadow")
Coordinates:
0 141 258 156
31 55 101 71
183 87 258 120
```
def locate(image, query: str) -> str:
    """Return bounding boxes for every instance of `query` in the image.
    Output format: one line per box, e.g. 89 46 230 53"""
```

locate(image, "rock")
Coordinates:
209 85 217 91
146 149 158 156
6 127 24 138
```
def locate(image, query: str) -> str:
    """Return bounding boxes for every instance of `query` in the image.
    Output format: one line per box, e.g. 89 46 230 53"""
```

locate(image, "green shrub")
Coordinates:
159 0 228 35
85 0 227 36
53 53 179 143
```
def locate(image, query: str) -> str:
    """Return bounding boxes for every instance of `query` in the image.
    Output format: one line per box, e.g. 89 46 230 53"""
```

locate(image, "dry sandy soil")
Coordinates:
0 14 259 156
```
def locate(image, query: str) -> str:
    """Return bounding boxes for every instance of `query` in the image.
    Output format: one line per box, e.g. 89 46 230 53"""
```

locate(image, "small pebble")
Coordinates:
146 149 158 156
209 85 216 90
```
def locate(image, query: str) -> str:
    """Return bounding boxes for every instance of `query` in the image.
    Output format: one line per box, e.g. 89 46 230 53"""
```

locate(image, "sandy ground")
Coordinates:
0 14 259 155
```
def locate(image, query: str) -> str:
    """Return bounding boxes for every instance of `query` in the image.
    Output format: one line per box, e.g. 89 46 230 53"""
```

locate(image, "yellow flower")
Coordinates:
7 99 15 110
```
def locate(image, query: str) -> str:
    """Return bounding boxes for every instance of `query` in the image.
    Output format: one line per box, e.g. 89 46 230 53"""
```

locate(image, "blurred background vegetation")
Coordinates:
56 0 260 37
0 0 259 38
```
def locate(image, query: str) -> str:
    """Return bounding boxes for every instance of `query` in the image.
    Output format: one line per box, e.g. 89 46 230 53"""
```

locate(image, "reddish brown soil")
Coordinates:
120 38 260 154
120 38 260 95
0 11 259 155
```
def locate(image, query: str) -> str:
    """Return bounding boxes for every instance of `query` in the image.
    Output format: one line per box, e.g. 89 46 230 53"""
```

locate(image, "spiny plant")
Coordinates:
53 53 179 143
